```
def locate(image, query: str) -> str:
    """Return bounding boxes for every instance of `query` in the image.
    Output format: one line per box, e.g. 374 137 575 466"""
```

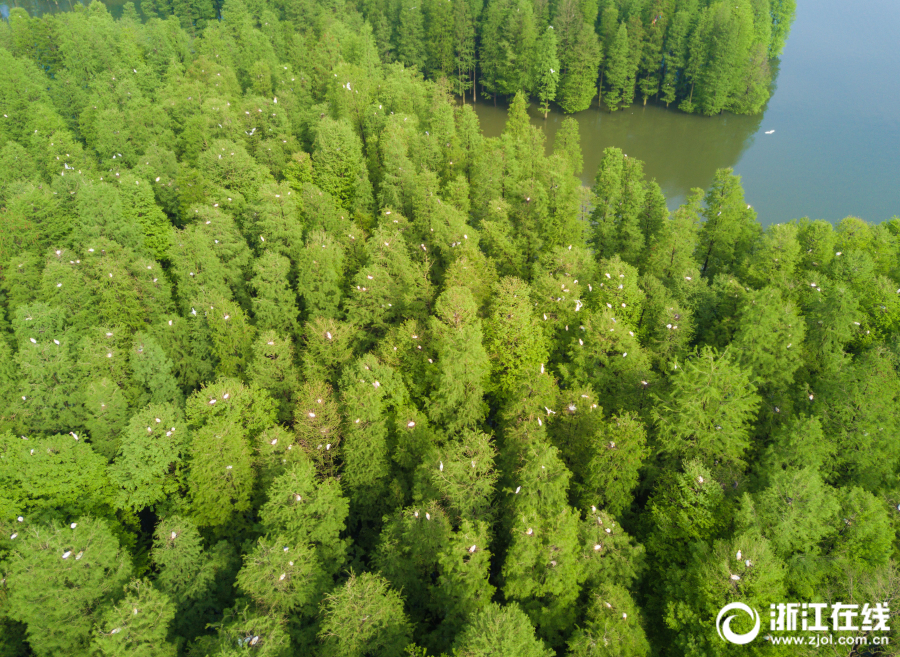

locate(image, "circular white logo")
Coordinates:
716 603 761 645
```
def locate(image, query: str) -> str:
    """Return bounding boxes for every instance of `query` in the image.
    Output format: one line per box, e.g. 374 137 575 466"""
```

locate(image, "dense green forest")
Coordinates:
141 0 798 115
1 1 899 656
359 0 796 115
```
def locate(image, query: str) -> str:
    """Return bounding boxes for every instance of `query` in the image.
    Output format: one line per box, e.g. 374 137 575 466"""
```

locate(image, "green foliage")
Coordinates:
567 584 650 657
653 347 759 468
3 518 133 656
258 458 350 575
426 287 490 434
0 432 116 523
451 602 552 657
91 580 177 657
0 9 883 657
317 571 413 657
110 403 187 512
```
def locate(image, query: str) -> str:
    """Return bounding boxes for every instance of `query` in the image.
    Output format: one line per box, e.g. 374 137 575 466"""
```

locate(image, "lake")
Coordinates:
4 0 898 225
471 0 900 226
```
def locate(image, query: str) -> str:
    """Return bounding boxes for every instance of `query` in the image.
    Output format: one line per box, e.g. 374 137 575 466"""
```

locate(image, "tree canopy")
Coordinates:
0 4 895 657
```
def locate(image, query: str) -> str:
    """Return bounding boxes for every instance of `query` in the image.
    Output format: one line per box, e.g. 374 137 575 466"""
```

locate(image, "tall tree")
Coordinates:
317 572 413 657
427 287 490 435
534 27 560 118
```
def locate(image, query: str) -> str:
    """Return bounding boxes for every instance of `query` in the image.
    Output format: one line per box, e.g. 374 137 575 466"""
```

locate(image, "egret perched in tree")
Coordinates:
468 545 477 553
70 523 77 529
730 574 741 580
407 421 415 428
545 407 555 415
439 461 444 472
62 551 71 559
736 550 742 560
526 528 534 535
171 531 177 539
515 486 521 494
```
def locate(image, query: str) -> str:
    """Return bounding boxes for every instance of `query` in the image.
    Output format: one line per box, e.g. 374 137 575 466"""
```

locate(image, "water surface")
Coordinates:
472 0 900 226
